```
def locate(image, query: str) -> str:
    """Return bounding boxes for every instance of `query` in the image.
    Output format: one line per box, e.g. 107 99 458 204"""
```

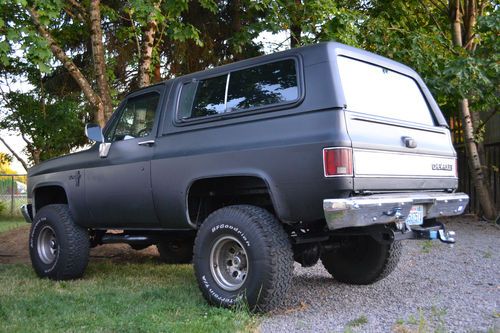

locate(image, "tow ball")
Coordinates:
436 229 456 244
392 222 456 244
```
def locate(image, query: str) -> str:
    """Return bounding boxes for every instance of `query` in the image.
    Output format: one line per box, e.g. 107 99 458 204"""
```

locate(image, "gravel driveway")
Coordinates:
260 216 499 333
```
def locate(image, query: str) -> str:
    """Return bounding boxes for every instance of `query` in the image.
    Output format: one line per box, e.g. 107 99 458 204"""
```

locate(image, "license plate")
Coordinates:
405 205 424 225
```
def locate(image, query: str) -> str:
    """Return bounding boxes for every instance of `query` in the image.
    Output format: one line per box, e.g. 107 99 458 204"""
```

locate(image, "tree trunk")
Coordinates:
290 0 303 48
89 0 113 123
448 0 497 220
450 0 463 46
153 62 162 83
28 6 105 127
230 0 244 61
0 138 28 171
137 1 161 88
460 99 497 219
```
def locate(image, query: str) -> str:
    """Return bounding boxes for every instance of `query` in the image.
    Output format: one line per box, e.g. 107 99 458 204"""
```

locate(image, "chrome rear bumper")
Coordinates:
323 192 469 230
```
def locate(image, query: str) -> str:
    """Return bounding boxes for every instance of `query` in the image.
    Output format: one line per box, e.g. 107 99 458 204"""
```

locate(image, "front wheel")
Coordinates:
29 204 89 280
321 235 402 284
193 205 293 312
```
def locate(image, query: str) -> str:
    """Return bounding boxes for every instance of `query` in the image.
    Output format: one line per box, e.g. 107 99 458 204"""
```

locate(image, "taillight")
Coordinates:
323 148 353 177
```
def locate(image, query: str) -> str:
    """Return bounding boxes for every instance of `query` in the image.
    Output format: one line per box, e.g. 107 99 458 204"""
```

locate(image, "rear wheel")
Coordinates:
29 204 89 280
157 238 194 264
193 205 293 312
321 235 402 284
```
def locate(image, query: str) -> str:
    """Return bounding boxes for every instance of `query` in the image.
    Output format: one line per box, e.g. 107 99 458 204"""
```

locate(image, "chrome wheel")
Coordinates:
37 226 58 265
210 235 248 291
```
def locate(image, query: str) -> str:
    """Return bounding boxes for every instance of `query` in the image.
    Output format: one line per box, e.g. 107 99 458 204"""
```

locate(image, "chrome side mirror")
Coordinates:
98 142 111 158
85 123 105 143
85 123 110 158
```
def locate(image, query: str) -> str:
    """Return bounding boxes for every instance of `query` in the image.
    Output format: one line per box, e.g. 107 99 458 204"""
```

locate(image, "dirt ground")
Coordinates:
0 225 161 264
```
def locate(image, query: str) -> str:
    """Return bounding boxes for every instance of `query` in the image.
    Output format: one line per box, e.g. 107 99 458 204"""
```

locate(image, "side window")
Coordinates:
178 75 227 120
177 59 299 121
226 59 298 111
108 92 160 141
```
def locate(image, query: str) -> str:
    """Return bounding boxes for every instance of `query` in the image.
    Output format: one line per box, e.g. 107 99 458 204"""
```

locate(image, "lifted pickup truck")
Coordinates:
22 42 468 312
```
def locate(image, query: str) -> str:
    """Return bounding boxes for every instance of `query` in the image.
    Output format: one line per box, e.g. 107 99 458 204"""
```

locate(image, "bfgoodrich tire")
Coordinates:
29 204 89 280
193 205 293 312
321 235 402 284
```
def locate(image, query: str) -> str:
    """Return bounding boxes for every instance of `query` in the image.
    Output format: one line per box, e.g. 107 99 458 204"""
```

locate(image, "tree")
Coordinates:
0 152 13 174
25 2 111 127
446 0 497 220
0 0 212 167
161 0 263 76
0 63 88 167
273 0 497 219
0 0 212 127
259 0 360 50
306 0 497 219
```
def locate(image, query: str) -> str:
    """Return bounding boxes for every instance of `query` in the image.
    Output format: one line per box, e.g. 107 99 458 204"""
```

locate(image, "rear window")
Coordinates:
178 59 298 121
337 56 434 126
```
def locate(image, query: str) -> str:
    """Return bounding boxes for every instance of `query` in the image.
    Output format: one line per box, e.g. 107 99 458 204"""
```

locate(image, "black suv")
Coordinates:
22 42 468 311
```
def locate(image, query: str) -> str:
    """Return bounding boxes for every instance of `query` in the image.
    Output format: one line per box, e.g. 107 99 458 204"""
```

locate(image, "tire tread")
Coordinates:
321 238 402 285
193 205 293 312
30 204 89 280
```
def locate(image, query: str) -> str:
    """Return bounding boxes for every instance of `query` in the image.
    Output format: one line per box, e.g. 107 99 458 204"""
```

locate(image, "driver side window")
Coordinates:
108 92 160 142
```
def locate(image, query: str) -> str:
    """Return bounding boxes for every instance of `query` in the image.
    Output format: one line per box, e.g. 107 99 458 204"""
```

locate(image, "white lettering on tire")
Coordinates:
202 275 236 304
210 223 251 247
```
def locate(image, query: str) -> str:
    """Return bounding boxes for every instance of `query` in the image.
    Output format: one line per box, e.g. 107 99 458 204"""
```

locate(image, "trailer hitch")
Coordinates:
391 221 456 244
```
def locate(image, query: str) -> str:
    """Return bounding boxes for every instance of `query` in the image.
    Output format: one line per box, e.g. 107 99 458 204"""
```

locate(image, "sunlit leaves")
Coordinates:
0 90 87 163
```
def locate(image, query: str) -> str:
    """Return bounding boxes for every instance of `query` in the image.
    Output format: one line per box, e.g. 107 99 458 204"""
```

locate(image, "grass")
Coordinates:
0 219 25 233
0 218 257 332
0 262 257 333
346 315 368 327
393 307 450 333
421 240 434 253
482 250 492 259
343 315 368 333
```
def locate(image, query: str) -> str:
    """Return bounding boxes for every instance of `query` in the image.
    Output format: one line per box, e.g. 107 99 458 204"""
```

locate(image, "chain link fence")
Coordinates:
0 174 28 218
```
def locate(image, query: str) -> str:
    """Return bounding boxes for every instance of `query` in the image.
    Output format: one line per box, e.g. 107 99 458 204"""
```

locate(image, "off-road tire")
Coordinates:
157 238 194 264
321 236 402 284
193 205 293 312
29 204 89 280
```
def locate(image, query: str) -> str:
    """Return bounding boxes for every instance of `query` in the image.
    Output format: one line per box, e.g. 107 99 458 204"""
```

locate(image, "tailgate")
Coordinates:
337 56 457 191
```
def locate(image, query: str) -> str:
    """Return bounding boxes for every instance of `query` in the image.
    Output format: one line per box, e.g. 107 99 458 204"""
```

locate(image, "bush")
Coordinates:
0 200 5 216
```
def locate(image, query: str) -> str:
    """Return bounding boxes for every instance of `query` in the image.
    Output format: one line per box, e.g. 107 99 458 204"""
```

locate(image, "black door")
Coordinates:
84 89 163 227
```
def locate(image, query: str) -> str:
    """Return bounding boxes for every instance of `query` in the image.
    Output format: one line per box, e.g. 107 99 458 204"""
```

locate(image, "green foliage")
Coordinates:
342 0 499 120
346 315 368 327
0 87 88 163
0 152 11 167
421 240 434 253
261 0 361 47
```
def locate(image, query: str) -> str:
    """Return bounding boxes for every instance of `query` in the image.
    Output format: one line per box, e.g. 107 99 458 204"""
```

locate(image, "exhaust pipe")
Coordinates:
101 233 157 245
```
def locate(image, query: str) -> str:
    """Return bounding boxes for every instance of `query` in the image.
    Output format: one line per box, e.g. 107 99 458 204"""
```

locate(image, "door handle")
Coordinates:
402 136 417 148
138 140 155 147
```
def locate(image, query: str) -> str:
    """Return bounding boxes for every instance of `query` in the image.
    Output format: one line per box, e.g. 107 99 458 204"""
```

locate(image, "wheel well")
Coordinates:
187 176 275 225
34 186 68 212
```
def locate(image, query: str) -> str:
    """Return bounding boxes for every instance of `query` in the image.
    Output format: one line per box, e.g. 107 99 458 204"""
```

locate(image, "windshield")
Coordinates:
337 56 434 126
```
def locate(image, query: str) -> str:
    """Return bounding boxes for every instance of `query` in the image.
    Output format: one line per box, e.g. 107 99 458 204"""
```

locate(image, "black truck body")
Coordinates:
23 42 468 311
